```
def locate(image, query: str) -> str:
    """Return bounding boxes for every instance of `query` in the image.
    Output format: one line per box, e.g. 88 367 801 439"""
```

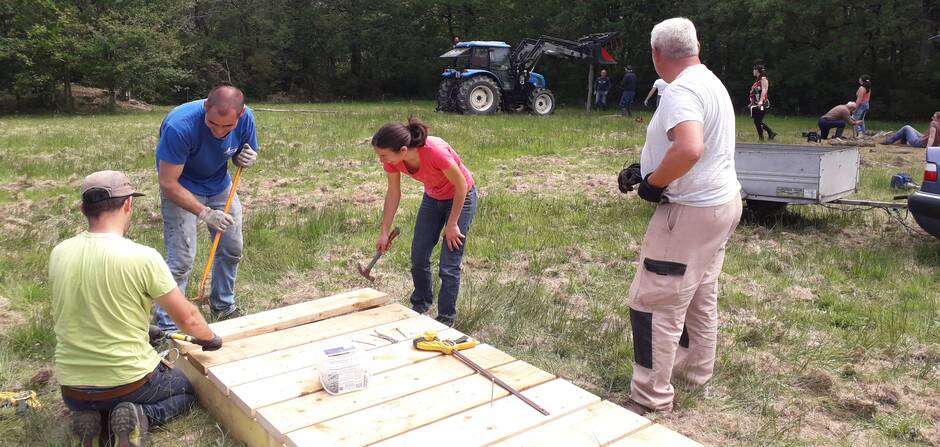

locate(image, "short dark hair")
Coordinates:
206 83 245 113
753 64 766 78
81 189 129 219
371 117 429 150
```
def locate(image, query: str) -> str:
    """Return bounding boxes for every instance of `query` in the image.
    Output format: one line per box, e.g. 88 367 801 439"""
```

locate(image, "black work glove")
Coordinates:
618 163 643 193
637 173 667 203
197 334 223 352
148 325 165 347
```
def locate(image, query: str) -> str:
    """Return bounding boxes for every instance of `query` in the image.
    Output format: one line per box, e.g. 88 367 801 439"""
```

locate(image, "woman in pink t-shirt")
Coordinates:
371 117 477 326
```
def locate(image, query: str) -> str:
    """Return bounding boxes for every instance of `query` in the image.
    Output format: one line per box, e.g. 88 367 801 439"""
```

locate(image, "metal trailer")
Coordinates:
735 143 907 211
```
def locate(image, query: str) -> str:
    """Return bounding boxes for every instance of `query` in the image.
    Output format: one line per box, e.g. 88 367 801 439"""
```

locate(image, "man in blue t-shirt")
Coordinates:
153 84 259 331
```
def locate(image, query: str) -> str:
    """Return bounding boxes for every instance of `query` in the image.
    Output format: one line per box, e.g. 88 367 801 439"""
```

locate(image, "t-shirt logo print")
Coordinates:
223 146 239 157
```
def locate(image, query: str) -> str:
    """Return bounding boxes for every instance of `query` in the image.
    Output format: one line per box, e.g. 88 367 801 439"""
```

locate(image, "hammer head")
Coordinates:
357 262 376 282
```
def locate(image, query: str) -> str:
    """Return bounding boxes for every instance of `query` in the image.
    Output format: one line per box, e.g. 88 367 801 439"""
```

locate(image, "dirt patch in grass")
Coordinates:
0 297 25 335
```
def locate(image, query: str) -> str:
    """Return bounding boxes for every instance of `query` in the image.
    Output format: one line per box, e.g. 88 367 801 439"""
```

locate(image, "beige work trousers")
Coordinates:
628 194 742 411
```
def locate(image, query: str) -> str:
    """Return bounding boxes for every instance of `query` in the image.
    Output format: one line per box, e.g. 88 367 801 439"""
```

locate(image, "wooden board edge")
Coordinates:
180 288 390 354
176 354 281 447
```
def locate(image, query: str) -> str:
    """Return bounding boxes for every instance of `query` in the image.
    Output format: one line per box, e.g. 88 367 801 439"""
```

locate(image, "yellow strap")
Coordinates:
0 390 41 410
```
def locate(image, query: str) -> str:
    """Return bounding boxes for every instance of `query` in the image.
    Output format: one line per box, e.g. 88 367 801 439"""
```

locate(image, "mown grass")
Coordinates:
0 102 937 446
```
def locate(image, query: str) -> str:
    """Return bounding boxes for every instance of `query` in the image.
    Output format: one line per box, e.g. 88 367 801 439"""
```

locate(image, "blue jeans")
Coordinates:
619 91 635 114
818 118 846 139
410 187 477 323
61 363 195 427
155 185 242 331
853 102 869 133
594 91 609 109
885 125 923 147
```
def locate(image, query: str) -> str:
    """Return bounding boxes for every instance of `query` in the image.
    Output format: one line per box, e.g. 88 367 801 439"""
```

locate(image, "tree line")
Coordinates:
1 0 938 119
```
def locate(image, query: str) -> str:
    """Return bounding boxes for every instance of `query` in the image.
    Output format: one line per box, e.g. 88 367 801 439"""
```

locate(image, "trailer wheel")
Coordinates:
437 79 458 113
528 88 556 116
457 76 501 115
745 199 788 216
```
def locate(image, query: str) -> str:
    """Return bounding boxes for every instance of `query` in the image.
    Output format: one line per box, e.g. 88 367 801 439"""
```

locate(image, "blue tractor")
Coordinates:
437 32 619 115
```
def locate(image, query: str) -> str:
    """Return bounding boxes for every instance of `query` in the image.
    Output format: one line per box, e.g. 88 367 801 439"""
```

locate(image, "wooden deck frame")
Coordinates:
174 288 702 447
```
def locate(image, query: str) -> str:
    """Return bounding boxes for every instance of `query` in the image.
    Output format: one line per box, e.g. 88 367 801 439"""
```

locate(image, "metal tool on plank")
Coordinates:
413 331 550 415
357 227 401 281
370 330 398 343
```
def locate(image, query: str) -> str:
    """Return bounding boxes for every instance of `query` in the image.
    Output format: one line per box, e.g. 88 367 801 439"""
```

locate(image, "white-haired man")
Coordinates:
627 17 742 414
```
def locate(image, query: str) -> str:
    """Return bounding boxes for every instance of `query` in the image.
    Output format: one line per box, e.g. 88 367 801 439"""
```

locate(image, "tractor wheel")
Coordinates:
457 76 501 115
528 88 556 116
437 79 458 113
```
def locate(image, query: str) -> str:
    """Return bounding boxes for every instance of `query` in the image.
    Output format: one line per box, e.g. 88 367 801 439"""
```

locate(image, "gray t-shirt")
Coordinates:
640 64 740 207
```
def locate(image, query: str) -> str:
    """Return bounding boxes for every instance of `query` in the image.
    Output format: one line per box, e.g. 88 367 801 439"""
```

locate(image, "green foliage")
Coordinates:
2 0 939 117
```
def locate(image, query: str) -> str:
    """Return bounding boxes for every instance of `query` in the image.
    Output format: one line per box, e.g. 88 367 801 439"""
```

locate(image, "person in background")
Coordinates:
818 101 861 139
620 66 638 116
852 75 872 136
748 64 776 141
594 69 612 111
883 111 940 148
644 78 668 107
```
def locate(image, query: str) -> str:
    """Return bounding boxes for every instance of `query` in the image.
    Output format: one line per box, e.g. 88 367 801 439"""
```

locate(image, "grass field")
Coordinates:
0 102 938 446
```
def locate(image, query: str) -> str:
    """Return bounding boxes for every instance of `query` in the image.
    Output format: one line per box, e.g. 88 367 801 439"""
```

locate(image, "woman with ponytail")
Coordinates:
853 75 872 135
371 117 477 326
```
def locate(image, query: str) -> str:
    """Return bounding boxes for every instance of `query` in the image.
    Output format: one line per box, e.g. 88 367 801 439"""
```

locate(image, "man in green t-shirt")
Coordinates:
50 170 223 447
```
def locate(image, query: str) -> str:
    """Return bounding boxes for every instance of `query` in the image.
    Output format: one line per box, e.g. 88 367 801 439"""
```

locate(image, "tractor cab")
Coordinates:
436 32 618 116
440 42 536 93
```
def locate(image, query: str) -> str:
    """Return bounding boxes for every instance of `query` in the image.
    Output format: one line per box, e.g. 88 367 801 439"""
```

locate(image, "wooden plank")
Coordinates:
257 344 516 442
210 315 448 393
178 288 389 353
609 423 703 447
493 400 652 447
370 379 600 447
229 325 458 417
186 304 414 374
285 360 555 447
176 354 280 447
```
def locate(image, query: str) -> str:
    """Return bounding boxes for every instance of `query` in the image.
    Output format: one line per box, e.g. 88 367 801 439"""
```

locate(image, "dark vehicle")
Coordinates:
437 33 618 115
907 147 940 238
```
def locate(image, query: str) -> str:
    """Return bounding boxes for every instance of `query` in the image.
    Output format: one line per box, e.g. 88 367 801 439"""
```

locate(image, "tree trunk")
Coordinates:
64 72 73 113
586 64 595 112
108 84 116 114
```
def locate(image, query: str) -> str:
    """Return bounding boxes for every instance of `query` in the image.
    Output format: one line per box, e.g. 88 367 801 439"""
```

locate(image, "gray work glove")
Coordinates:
198 207 234 233
234 144 257 168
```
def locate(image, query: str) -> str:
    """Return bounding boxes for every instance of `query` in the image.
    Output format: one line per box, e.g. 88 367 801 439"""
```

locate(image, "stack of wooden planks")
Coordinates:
174 288 702 447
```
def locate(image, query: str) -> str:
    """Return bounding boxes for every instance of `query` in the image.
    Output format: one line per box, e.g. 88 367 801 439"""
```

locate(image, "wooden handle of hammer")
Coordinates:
193 166 243 302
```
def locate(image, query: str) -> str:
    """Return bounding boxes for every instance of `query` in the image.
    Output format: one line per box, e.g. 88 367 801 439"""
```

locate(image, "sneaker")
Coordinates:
110 402 148 447
212 307 241 321
768 130 777 140
71 411 102 447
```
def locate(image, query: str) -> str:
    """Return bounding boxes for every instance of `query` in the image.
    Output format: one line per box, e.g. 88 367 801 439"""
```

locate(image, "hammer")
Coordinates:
358 227 401 281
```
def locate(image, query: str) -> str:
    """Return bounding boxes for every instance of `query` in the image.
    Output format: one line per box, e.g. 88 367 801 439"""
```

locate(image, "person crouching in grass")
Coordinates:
371 117 477 327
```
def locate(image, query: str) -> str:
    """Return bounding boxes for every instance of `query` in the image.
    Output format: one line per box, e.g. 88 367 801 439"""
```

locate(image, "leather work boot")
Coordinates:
110 402 148 447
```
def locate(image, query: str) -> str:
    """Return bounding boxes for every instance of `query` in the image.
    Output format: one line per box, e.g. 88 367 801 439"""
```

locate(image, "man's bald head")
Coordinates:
203 84 246 138
205 84 245 115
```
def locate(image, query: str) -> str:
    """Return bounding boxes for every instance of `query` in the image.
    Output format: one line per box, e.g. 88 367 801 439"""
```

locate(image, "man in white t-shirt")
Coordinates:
643 78 668 107
626 17 743 415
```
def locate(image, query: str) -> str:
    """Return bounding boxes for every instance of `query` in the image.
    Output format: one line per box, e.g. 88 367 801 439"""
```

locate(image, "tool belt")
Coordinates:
60 371 155 402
